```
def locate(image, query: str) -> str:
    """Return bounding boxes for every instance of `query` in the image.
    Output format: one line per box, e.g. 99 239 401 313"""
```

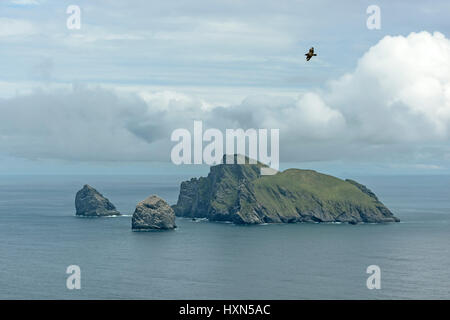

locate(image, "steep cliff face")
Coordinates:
173 155 264 223
172 155 400 224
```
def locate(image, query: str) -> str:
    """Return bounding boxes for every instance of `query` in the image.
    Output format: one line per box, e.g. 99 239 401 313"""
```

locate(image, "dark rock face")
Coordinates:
75 185 120 217
173 155 264 222
172 154 400 225
132 195 176 230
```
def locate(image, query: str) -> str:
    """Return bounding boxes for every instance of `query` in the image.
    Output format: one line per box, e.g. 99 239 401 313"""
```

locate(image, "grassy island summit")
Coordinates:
173 155 400 224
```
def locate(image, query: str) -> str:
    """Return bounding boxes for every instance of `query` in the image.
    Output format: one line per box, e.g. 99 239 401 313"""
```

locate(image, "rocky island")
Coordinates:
173 155 400 224
132 195 176 231
75 185 120 217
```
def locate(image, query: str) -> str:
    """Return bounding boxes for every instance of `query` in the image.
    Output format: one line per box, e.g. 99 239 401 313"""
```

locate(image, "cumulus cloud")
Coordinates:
325 31 450 143
0 31 449 165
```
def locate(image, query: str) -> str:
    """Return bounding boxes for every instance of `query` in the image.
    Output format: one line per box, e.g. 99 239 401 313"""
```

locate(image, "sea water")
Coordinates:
0 174 449 299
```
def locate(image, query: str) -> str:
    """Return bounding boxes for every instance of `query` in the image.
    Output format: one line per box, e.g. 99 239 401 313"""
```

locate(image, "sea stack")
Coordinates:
75 185 120 217
132 195 176 231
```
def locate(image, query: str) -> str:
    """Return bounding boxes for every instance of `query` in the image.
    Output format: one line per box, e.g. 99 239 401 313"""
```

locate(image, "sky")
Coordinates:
0 0 450 176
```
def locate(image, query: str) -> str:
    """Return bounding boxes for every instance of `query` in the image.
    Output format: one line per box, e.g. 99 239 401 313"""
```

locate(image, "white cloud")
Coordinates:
0 18 36 37
152 18 295 49
65 32 145 44
0 86 153 161
11 0 39 5
0 31 449 165
325 31 450 143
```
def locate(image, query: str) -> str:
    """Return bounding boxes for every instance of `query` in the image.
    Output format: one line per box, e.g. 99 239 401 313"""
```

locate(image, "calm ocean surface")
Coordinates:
0 174 449 299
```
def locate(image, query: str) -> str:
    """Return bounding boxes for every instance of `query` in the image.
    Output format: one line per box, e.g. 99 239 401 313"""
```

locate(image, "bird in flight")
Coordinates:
305 47 317 61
